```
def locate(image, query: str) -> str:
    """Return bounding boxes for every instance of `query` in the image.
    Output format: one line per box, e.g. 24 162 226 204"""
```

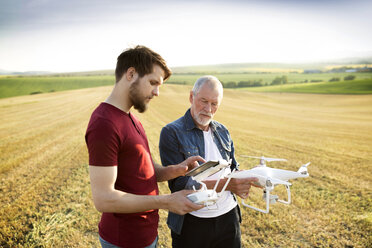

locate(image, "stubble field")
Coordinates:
0 84 371 247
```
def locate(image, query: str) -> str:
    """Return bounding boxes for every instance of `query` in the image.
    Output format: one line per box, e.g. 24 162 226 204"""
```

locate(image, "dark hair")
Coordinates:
115 45 172 83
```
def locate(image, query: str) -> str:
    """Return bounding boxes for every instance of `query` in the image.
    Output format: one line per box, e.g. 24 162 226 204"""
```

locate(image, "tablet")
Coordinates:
186 160 220 177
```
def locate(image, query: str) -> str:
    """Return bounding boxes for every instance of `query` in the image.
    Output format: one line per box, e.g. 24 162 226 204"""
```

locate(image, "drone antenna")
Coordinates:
259 156 266 166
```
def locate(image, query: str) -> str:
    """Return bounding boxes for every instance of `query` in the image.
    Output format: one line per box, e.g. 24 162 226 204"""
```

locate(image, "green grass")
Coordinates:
0 76 115 99
1 73 372 99
171 62 372 73
168 72 372 85
241 78 372 94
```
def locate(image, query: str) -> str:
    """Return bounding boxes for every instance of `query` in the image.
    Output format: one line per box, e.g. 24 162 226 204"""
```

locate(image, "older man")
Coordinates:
159 76 257 248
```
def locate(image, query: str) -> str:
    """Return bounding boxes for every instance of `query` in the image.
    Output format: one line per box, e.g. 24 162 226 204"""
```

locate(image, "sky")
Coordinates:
0 0 371 72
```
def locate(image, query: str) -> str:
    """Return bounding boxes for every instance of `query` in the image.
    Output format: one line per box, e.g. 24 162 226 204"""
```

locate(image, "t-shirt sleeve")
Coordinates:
85 118 120 166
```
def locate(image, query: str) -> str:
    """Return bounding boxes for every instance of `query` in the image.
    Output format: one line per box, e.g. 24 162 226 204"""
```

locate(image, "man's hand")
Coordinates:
227 177 259 199
170 156 206 178
154 156 205 182
166 190 204 215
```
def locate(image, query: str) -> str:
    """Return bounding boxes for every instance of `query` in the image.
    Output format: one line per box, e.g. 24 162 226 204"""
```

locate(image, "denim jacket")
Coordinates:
159 108 240 234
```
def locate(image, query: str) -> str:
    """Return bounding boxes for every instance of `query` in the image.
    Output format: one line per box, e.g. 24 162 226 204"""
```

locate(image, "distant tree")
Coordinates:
271 77 282 85
253 80 264 87
30 91 43 95
238 81 252 87
281 75 288 84
238 80 264 88
168 81 187 85
344 75 356 81
310 79 322 83
271 76 288 85
224 81 237 88
329 77 340 82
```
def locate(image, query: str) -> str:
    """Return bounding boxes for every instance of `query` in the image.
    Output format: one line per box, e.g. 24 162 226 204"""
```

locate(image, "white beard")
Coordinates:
194 112 212 127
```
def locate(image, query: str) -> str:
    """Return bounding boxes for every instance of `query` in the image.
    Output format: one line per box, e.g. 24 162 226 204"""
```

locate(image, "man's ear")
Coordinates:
126 67 138 82
189 91 193 104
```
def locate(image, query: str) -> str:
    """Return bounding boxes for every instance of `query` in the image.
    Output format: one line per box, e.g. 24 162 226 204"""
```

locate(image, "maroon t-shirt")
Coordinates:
85 103 159 248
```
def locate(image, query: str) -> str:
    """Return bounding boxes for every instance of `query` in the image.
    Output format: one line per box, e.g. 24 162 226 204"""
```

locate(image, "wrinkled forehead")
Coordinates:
196 81 223 97
194 83 223 103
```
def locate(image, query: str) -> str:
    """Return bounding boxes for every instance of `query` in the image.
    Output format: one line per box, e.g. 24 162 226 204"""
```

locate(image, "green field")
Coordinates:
242 79 372 94
0 75 114 99
168 72 372 85
0 84 371 247
1 71 372 99
171 62 372 73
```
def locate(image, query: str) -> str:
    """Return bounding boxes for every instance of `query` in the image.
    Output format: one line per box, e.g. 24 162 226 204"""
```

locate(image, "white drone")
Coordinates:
230 155 310 213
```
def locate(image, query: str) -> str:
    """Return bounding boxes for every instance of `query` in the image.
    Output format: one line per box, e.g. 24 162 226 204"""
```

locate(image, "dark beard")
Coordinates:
129 79 148 113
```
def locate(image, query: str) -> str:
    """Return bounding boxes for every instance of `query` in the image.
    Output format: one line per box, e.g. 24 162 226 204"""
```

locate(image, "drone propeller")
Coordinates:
241 155 287 162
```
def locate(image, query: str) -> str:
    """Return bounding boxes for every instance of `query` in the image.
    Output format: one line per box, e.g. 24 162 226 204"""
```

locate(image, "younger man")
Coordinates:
86 46 203 248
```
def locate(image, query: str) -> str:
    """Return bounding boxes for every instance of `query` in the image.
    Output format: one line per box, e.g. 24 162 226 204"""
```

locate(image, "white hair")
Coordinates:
192 75 223 97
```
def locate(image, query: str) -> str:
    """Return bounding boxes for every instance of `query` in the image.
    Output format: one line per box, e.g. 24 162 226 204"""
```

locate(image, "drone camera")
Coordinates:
266 180 273 187
270 195 279 204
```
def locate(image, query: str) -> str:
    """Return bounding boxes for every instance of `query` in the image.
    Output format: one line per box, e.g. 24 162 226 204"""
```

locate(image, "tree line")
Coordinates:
167 75 357 88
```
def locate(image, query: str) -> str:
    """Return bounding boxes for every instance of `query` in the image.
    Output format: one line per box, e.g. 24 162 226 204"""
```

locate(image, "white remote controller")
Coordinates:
187 190 219 205
185 159 233 207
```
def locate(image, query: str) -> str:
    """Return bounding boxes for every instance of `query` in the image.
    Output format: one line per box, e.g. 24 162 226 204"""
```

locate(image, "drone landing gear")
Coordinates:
241 181 292 214
277 184 291 204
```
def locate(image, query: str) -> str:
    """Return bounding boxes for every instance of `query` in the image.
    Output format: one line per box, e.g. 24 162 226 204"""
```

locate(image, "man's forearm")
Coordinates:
203 177 258 197
93 189 171 213
203 178 229 192
93 187 204 215
154 163 176 182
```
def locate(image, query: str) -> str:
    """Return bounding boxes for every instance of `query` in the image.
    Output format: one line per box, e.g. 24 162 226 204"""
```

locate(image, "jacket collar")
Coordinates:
184 108 217 131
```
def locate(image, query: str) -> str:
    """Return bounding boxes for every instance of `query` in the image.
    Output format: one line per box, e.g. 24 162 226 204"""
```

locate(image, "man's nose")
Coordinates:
152 86 159 97
204 102 212 112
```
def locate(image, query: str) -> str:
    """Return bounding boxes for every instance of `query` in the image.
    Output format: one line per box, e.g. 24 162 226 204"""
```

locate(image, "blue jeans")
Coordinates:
99 235 158 248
